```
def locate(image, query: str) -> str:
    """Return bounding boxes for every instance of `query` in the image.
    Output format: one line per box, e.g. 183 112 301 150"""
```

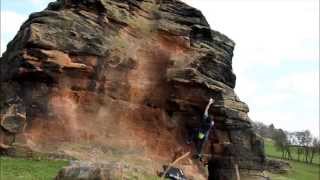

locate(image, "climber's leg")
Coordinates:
197 140 204 154
194 139 205 160
186 128 197 145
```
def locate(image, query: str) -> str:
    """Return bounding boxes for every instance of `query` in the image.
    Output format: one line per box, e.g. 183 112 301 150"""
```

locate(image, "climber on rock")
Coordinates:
187 98 215 160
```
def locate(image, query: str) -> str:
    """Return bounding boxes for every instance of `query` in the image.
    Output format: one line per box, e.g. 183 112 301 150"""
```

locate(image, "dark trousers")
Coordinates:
188 128 206 155
195 138 205 155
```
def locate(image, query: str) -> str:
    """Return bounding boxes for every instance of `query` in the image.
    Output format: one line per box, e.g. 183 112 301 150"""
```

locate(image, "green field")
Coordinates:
0 156 68 180
265 139 320 180
265 138 320 165
0 156 161 180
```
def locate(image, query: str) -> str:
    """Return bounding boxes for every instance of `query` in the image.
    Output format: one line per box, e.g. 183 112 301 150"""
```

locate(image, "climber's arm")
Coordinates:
204 98 214 118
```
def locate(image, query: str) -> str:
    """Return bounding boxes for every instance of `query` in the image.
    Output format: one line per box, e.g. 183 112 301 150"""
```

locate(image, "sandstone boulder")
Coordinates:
0 0 265 179
55 161 153 180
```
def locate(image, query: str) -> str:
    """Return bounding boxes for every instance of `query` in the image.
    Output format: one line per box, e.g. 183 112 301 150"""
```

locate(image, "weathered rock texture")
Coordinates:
265 158 290 174
55 161 156 180
0 0 265 179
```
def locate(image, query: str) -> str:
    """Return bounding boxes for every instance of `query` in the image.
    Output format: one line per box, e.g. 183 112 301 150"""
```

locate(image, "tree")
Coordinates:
252 121 276 139
252 121 269 138
302 130 312 163
294 131 304 161
295 130 313 163
309 138 320 164
272 129 292 160
268 124 275 131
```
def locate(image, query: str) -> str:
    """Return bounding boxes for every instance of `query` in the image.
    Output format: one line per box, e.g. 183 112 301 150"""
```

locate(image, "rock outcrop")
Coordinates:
55 161 156 180
265 158 290 174
0 0 265 179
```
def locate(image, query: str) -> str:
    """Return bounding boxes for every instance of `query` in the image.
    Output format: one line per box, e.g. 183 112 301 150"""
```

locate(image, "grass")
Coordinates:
0 142 162 180
266 160 320 180
0 156 69 180
0 155 161 180
265 139 320 180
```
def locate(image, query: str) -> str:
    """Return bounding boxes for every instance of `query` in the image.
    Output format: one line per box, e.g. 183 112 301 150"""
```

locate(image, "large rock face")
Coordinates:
0 0 265 179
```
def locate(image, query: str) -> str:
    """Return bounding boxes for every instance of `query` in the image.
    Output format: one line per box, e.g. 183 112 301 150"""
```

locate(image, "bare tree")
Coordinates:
273 129 292 160
303 130 313 163
309 138 320 164
295 130 313 162
294 131 303 161
252 121 276 139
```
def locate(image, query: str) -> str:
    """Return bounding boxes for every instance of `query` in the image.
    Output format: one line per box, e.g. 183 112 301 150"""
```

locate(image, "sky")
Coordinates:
1 0 319 137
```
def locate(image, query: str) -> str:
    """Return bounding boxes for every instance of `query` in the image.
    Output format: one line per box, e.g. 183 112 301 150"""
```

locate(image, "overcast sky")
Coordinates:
1 0 319 137
180 0 319 137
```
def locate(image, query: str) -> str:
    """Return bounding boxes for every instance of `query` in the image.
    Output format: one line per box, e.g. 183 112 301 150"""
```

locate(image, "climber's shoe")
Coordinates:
199 156 204 162
193 154 202 160
186 139 192 145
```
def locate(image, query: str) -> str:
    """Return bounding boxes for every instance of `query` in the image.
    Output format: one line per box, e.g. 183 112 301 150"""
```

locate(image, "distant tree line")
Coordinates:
252 121 320 164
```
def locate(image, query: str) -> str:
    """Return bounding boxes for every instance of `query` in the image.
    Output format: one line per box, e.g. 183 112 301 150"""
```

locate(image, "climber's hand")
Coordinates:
209 98 214 104
211 121 214 126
